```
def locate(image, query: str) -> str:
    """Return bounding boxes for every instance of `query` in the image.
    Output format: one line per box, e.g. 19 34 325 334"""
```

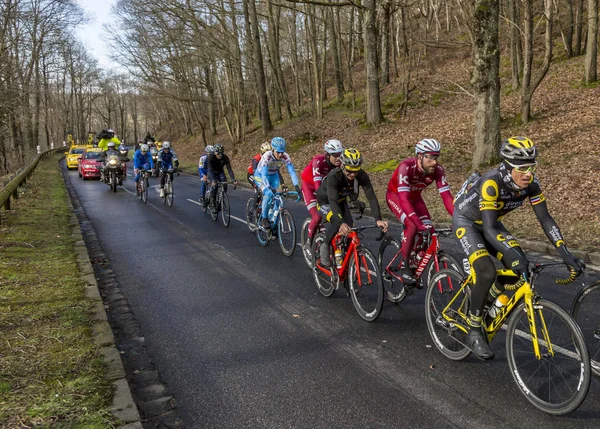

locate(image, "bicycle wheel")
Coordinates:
377 237 407 304
277 209 296 256
210 193 218 221
300 217 312 267
163 177 168 205
571 281 600 376
246 197 258 232
142 178 149 203
424 269 471 360
221 192 230 228
167 179 174 207
424 251 463 288
256 214 270 247
348 247 384 322
506 299 591 415
311 232 334 297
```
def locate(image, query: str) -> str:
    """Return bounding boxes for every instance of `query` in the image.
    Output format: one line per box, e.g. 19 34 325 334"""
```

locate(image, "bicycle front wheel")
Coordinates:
506 299 591 415
424 268 471 361
210 195 218 221
167 182 174 207
142 179 148 203
571 281 600 376
348 247 384 322
377 237 406 304
278 209 296 256
221 192 230 227
311 232 334 297
245 197 258 232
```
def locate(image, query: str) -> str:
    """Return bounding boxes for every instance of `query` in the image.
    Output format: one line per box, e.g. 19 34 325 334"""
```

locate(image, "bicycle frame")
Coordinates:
263 191 298 230
441 268 551 359
315 231 374 288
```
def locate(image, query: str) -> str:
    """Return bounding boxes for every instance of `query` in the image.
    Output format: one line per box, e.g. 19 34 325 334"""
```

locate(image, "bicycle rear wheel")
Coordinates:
506 299 591 415
300 217 312 267
424 269 471 360
348 247 384 322
246 197 258 232
221 192 230 227
278 209 296 256
377 237 406 304
571 281 600 376
311 232 334 297
210 193 218 221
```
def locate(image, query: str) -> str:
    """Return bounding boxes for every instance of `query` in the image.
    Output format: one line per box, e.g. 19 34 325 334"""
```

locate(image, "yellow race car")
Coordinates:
65 146 90 169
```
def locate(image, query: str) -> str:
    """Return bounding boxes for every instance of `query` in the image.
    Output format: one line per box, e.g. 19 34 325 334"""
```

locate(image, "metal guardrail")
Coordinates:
0 147 65 214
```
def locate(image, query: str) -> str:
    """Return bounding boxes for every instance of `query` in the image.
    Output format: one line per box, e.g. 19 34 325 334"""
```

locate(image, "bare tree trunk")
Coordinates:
307 4 323 118
291 8 301 109
327 7 344 103
204 66 217 135
471 0 501 169
584 0 598 83
363 0 383 125
521 0 553 123
380 0 392 86
507 0 522 89
575 0 584 56
248 0 272 133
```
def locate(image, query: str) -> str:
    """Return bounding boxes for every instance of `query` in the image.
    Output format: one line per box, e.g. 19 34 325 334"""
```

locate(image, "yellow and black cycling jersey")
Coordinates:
453 162 565 261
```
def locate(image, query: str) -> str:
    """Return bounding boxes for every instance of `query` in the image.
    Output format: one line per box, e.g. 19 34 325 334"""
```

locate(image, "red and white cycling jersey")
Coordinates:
387 158 451 197
301 154 334 190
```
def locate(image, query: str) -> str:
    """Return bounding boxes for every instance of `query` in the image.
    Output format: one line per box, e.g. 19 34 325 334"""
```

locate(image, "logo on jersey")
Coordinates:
398 174 409 185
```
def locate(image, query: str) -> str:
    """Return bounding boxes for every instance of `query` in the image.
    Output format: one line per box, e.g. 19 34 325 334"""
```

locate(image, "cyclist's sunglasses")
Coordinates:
330 152 342 158
274 150 285 155
507 161 537 174
344 166 360 174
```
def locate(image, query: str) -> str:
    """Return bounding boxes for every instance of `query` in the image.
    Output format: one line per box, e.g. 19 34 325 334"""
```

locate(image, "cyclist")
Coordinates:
144 132 155 145
301 139 344 253
452 136 585 360
157 141 179 198
97 129 121 151
133 143 155 195
316 148 388 266
206 144 238 206
254 137 301 229
199 145 214 205
248 142 276 191
385 139 455 286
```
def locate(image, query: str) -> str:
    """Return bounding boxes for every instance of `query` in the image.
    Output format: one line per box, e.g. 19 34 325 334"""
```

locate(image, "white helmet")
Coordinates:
162 141 171 149
415 139 441 154
324 139 343 154
205 145 214 153
140 144 149 153
260 142 271 153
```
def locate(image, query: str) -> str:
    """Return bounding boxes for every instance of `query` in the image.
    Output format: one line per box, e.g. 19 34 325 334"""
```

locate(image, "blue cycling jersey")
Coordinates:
255 150 298 186
157 149 178 168
133 150 154 169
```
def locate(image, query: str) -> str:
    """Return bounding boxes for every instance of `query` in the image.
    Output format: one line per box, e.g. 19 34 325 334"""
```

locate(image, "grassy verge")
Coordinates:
0 154 118 427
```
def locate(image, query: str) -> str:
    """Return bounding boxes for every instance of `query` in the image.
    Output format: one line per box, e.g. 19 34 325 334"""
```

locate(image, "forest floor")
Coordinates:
174 47 600 252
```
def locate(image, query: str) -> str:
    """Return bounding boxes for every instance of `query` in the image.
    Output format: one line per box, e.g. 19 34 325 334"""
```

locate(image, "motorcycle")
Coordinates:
102 154 126 192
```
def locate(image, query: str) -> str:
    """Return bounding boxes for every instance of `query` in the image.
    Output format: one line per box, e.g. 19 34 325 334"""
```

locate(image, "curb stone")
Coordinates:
65 201 142 428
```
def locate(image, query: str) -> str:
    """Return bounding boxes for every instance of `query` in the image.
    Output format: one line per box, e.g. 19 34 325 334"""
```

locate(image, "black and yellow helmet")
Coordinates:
340 148 362 171
500 136 537 162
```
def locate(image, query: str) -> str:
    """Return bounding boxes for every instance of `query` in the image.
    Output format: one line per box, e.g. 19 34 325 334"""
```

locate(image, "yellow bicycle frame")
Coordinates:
441 268 553 360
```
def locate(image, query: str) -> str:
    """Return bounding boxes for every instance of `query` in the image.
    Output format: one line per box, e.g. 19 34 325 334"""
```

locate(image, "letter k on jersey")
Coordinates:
398 174 409 185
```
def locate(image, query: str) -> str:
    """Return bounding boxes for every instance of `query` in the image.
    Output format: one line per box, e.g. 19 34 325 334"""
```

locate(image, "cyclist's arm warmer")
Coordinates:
435 166 454 216
396 163 423 229
312 157 322 189
133 152 141 169
285 163 299 187
258 165 268 179
358 171 382 221
531 199 566 249
225 161 235 181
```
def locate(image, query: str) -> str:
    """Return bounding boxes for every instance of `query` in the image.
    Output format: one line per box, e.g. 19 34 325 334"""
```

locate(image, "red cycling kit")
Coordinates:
301 154 336 239
386 158 454 261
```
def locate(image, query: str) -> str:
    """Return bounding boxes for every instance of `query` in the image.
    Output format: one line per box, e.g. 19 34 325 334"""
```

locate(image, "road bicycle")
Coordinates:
204 181 235 227
426 263 590 415
161 168 176 207
311 225 384 322
570 279 600 376
248 190 300 256
378 228 461 304
136 169 152 203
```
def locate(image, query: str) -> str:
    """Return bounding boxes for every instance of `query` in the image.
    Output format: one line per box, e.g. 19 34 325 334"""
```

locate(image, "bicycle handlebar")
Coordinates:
528 262 582 285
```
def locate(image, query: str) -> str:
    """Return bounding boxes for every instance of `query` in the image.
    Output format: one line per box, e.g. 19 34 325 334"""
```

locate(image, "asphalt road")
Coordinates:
65 163 600 428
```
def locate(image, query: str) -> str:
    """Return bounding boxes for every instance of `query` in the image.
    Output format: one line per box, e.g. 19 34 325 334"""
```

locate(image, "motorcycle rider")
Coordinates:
97 129 121 151
97 141 129 185
133 143 155 195
157 141 179 198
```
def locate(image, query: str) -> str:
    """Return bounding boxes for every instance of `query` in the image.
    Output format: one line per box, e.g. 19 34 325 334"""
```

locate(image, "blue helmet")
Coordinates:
271 137 286 152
